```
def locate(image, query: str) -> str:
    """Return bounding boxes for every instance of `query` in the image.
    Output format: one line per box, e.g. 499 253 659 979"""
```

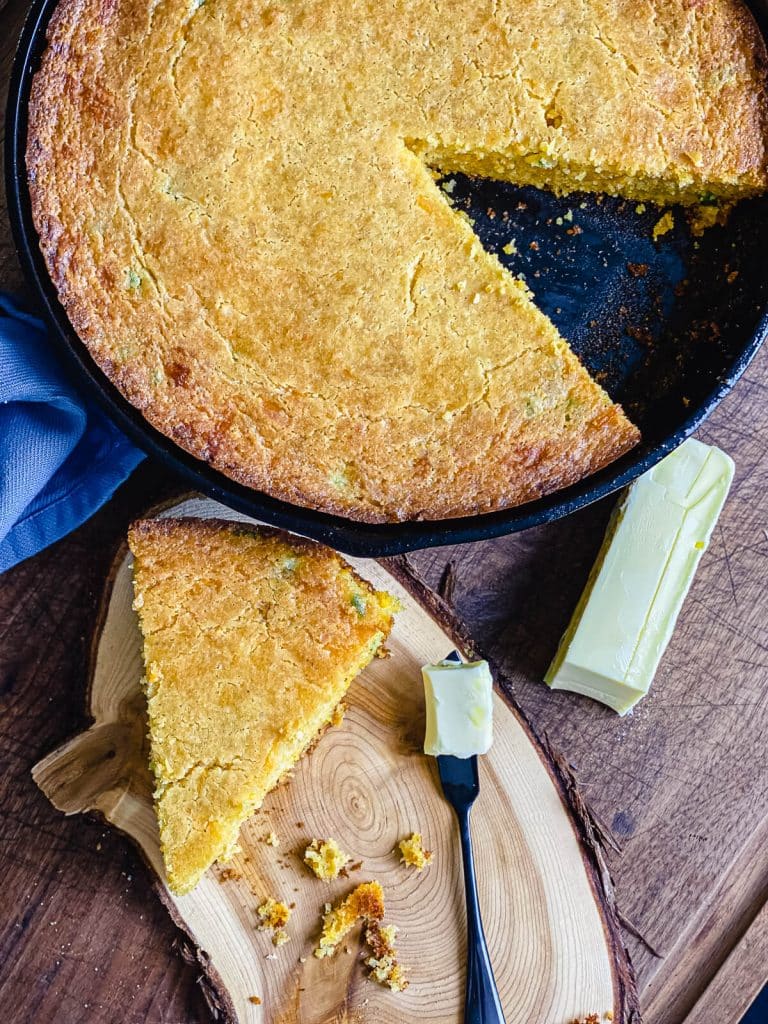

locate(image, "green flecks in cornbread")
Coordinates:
128 517 400 894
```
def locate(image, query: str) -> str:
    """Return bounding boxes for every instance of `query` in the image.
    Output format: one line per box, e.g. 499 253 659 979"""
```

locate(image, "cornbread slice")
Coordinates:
315 881 385 958
28 0 767 521
127 518 400 894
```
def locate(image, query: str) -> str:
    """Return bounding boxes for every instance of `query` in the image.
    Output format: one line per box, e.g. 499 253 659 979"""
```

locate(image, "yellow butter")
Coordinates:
422 660 494 757
545 438 734 715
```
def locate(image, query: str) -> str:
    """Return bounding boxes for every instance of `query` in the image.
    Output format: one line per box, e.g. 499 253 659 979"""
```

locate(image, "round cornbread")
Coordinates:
27 0 768 522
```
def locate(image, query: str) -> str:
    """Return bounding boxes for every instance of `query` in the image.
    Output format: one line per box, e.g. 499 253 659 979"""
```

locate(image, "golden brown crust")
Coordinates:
27 0 767 521
128 516 394 594
128 516 324 558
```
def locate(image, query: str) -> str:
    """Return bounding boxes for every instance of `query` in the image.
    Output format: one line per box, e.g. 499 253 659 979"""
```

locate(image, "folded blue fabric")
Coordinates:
0 293 145 573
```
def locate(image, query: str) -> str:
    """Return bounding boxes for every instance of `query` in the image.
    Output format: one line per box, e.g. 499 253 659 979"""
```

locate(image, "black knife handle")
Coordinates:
457 805 507 1024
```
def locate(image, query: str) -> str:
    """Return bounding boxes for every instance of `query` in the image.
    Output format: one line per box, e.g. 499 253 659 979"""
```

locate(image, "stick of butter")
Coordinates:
422 660 494 757
544 438 734 715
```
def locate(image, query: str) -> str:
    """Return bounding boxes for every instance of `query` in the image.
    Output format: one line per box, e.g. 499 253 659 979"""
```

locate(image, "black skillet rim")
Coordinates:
6 0 768 557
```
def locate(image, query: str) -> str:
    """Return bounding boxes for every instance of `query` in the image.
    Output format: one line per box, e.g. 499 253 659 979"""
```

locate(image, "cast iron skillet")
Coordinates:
6 0 768 556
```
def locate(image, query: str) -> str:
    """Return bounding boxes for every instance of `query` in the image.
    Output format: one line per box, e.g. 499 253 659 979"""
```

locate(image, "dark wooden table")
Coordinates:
1 0 767 1018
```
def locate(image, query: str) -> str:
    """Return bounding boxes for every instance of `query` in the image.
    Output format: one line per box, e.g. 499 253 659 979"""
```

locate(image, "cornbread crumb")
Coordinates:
364 922 408 992
257 898 292 945
652 211 675 240
217 868 241 883
304 839 351 880
635 203 647 214
502 239 518 255
340 860 364 878
257 898 291 930
689 202 731 236
248 996 262 1006
314 882 385 958
626 263 649 278
264 831 280 847
398 833 433 871
330 702 347 728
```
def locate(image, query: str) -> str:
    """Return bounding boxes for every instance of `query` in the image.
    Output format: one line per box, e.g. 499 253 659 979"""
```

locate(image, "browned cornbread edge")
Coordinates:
127 516 393 602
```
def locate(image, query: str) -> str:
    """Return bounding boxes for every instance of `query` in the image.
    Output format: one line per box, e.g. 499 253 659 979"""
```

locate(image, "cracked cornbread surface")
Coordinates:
127 517 400 894
29 0 767 520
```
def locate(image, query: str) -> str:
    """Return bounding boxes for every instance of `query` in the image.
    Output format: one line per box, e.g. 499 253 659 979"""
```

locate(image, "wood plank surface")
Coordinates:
683 902 768 1024
1 0 767 1018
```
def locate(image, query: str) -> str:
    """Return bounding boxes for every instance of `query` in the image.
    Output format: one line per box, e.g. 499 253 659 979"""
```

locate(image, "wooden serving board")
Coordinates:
32 498 635 1024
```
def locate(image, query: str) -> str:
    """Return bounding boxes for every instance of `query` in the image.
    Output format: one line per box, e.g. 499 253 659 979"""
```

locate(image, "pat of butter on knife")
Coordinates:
422 660 494 757
545 438 734 715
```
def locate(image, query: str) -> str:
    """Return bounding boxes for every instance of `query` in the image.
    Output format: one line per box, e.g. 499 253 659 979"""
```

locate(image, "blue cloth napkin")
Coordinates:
0 294 145 573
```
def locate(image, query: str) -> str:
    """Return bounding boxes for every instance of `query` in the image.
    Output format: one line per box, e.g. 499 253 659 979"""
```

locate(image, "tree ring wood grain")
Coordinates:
32 496 638 1024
